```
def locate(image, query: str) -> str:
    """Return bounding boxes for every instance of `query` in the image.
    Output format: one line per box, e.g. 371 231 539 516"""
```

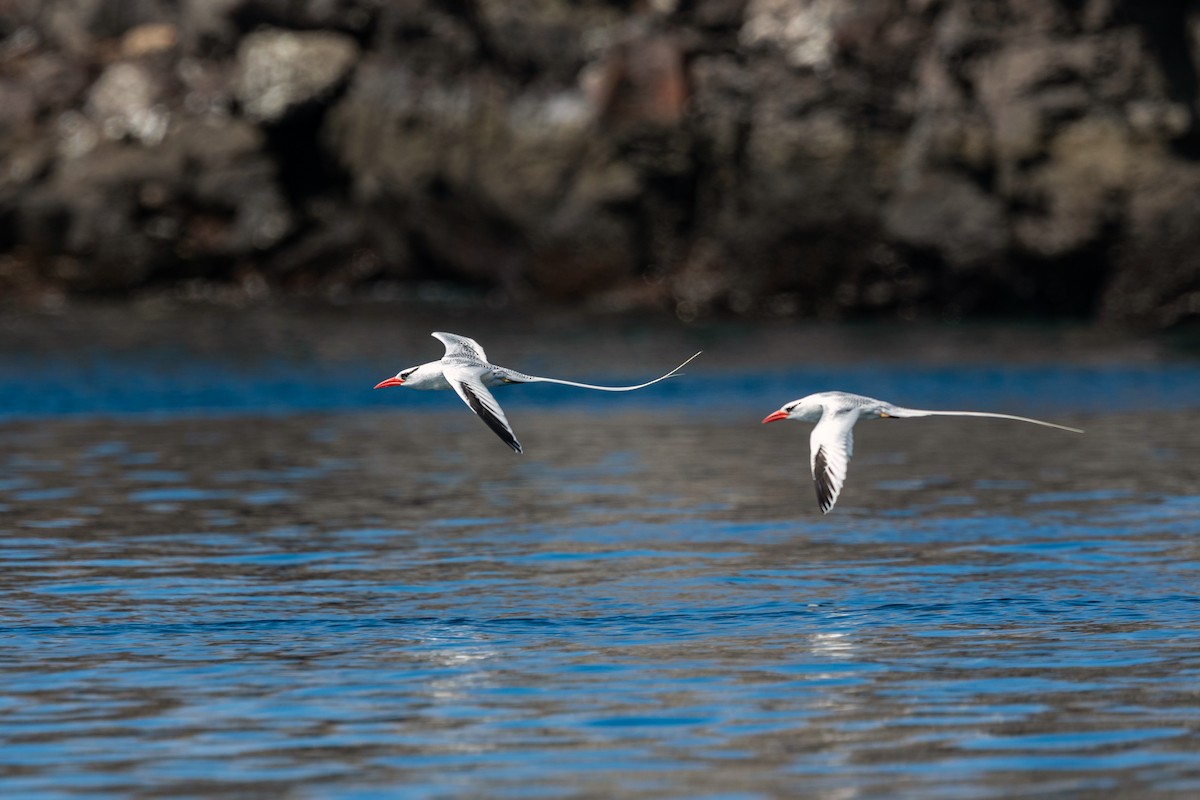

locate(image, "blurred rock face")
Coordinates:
1 0 1199 325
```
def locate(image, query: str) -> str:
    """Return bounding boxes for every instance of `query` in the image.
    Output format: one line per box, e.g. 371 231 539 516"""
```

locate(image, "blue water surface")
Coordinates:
3 352 1200 418
1 317 1198 797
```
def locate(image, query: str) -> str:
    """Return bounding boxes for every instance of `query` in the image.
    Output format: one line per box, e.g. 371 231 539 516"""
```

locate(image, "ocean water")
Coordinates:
1 307 1198 798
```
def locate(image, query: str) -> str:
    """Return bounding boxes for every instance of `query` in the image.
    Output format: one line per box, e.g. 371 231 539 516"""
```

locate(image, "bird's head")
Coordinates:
374 366 418 389
762 397 821 424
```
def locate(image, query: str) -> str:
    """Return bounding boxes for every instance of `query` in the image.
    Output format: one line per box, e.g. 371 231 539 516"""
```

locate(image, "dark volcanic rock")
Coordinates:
2 0 1200 325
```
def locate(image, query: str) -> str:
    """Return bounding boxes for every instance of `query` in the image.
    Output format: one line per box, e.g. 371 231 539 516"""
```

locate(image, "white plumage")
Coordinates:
376 332 701 453
763 391 1083 513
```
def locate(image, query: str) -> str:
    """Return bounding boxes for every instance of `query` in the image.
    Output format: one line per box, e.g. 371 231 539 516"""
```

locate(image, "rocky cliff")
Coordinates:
2 0 1198 326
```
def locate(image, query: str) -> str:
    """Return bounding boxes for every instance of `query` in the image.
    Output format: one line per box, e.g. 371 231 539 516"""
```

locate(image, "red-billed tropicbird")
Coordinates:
762 391 1083 514
376 332 701 453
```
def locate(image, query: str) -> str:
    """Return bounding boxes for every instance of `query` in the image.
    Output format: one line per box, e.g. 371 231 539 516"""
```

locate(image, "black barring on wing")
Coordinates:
813 445 834 514
461 383 523 453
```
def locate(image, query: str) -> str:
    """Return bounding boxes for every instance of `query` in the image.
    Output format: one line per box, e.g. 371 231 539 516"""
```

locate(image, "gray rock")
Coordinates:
884 173 1009 269
234 28 359 122
1101 159 1200 327
86 61 169 145
4 0 1200 325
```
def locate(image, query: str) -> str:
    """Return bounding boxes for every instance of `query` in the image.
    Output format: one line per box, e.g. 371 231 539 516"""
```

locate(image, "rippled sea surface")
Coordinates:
2 307 1199 798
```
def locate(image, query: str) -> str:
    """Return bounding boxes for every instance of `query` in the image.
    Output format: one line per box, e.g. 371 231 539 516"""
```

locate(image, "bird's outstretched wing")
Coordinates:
443 364 522 453
883 406 1083 433
810 407 859 514
433 332 488 364
500 351 702 392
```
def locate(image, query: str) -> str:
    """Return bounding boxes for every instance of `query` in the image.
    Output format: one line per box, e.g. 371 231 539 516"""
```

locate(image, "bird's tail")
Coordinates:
885 407 1083 433
511 351 702 392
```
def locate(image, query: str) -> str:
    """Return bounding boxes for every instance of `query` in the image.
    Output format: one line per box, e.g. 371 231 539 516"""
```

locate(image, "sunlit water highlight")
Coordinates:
1 311 1199 797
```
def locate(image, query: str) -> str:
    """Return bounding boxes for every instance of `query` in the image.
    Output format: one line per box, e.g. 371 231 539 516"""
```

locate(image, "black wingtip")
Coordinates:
813 445 835 514
461 382 523 453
